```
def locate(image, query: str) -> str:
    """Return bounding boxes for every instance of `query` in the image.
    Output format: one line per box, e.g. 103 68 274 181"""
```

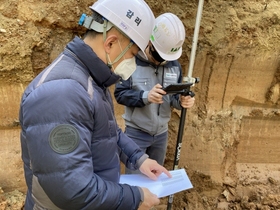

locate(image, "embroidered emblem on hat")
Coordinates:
49 124 80 154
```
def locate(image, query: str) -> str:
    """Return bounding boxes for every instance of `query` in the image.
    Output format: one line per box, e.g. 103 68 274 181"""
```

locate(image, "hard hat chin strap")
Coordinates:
103 19 133 68
78 14 134 69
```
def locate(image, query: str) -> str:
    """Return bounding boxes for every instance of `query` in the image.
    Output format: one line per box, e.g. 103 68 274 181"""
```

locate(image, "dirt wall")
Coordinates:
0 0 280 209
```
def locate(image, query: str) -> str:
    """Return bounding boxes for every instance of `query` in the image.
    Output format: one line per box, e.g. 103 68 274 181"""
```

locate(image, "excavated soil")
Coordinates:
0 0 280 209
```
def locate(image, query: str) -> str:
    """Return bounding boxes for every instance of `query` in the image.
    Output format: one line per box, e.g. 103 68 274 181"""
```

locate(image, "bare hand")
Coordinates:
180 95 195 109
139 158 172 180
148 84 166 104
138 187 159 210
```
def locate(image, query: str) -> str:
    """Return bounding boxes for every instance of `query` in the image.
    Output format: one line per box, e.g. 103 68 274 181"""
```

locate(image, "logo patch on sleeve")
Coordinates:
49 124 80 154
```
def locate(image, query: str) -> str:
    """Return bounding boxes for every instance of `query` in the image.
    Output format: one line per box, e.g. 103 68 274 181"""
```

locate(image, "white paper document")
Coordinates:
119 169 193 198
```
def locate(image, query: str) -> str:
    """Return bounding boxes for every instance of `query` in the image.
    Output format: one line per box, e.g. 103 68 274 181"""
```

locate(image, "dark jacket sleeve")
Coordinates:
117 127 146 170
114 78 146 108
20 80 142 210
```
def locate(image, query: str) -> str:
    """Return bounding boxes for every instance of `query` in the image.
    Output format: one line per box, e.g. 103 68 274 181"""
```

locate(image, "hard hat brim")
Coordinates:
156 47 182 61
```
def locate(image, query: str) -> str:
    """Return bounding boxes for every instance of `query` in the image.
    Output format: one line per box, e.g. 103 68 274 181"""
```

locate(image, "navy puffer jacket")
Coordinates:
19 37 145 210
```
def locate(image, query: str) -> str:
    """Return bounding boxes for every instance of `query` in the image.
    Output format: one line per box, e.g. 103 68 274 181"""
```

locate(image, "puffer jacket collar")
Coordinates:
65 36 120 88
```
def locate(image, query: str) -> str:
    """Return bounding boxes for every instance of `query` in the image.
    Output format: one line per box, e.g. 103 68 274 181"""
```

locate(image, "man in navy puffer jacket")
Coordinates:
19 0 171 209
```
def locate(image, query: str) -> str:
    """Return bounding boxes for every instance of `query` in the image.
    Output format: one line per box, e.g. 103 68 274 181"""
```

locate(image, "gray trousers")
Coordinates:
124 126 168 174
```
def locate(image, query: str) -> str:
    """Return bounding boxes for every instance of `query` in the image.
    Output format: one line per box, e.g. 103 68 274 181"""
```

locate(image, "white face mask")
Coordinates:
113 56 136 80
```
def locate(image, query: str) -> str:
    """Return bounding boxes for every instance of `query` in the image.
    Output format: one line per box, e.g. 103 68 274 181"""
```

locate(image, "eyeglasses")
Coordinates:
149 45 165 63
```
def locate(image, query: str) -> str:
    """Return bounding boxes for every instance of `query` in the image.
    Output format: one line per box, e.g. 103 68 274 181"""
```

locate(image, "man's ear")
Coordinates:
104 35 118 54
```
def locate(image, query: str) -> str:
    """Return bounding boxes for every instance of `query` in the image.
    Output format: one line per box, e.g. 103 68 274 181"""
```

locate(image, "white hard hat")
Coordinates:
90 0 155 59
150 13 185 61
